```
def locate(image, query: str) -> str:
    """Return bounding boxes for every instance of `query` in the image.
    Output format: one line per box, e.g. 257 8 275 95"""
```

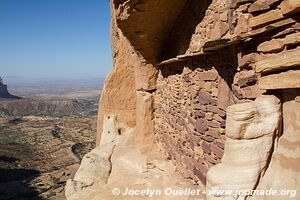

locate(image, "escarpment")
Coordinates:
0 77 21 99
66 0 300 199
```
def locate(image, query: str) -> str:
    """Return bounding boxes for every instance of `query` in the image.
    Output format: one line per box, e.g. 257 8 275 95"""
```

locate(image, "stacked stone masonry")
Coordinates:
154 51 238 184
153 0 300 188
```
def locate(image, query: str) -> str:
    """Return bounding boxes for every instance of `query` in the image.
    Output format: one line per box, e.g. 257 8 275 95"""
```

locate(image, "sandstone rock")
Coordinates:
96 32 136 146
241 85 265 99
235 13 252 35
134 58 158 91
206 105 226 118
202 141 211 154
213 114 224 122
208 120 220 128
194 145 204 155
239 17 296 40
66 127 202 200
257 39 285 53
217 78 235 110
193 166 207 184
206 96 281 200
249 92 300 200
195 110 205 118
136 91 155 153
198 90 213 105
255 48 300 73
195 119 209 133
198 70 219 81
232 84 243 99
66 115 119 199
205 112 213 120
279 0 300 15
210 21 229 40
116 0 187 62
234 70 258 87
249 9 284 28
220 11 228 22
258 70 300 90
206 129 220 138
238 53 258 69
284 31 300 46
236 3 251 12
226 96 281 139
210 144 223 159
248 0 280 13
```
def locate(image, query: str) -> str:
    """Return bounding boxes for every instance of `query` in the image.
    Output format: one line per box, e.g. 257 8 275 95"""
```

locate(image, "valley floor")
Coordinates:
0 116 96 200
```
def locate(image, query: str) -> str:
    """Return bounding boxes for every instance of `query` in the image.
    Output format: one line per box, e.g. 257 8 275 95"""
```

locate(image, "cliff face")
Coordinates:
66 0 300 199
0 99 84 116
0 79 20 99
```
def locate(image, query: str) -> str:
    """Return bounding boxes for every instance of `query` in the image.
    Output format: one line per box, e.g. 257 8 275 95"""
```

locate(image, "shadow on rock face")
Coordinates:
0 168 44 200
0 155 20 163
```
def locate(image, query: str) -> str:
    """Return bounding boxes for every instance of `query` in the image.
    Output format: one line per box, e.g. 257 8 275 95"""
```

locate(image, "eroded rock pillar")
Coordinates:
250 90 300 200
206 95 281 200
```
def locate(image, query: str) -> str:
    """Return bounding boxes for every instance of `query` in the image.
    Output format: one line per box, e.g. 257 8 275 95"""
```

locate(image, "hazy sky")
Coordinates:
0 0 112 79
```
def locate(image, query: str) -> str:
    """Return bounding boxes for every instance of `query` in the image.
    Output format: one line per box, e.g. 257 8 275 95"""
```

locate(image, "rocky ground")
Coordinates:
0 115 97 199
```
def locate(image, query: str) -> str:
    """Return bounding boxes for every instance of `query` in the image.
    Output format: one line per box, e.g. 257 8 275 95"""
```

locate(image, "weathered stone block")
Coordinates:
217 78 235 110
206 105 226 117
210 144 224 159
255 48 300 73
202 141 211 154
198 70 218 81
195 119 209 133
279 0 300 15
198 90 213 105
249 9 284 28
206 129 220 138
208 120 221 128
248 0 280 13
259 70 300 89
257 39 285 53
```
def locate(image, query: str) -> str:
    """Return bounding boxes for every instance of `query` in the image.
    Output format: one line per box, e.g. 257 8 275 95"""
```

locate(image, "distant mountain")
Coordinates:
0 99 85 117
0 77 21 99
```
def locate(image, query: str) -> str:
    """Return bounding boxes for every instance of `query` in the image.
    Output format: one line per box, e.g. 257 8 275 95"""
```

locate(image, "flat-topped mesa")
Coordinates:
0 77 21 99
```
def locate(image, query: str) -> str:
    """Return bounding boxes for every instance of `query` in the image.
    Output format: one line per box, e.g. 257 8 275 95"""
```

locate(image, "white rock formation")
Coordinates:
65 115 119 199
206 95 281 200
249 93 300 200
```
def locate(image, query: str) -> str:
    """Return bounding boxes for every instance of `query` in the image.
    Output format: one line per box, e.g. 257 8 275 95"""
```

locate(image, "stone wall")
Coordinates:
153 0 300 188
154 50 237 184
